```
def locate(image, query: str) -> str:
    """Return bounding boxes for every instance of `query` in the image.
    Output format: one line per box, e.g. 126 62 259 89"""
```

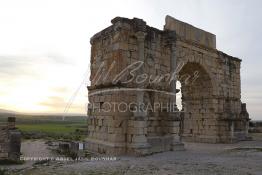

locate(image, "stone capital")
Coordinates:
165 30 177 48
135 31 147 42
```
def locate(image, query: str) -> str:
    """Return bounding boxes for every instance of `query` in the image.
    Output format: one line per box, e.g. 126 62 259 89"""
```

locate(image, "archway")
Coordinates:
178 62 215 142
176 81 182 111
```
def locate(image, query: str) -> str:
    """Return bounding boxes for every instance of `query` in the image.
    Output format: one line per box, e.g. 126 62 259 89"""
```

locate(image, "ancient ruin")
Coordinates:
86 15 250 155
0 117 21 161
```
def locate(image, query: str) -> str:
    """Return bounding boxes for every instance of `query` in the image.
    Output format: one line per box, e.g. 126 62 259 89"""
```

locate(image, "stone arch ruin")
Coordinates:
86 16 250 155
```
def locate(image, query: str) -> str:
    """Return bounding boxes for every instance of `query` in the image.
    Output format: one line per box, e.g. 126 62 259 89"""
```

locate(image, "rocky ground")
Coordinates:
1 136 262 175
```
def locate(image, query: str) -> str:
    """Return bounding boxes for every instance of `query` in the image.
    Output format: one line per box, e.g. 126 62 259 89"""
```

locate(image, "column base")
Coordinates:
172 142 185 151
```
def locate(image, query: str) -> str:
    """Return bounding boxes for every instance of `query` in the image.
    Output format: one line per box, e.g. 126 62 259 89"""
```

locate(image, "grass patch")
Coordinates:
17 121 87 141
17 123 84 134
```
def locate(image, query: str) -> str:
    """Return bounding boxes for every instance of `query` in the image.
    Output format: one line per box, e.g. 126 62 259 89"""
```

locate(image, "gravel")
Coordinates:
2 139 262 175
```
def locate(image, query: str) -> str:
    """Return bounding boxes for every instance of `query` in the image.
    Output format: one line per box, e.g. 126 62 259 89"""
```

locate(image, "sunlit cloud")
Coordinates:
38 95 86 113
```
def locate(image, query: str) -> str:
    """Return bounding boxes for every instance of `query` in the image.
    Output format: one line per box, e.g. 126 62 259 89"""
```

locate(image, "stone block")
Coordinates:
133 121 147 128
127 127 145 135
132 135 147 143
169 127 180 134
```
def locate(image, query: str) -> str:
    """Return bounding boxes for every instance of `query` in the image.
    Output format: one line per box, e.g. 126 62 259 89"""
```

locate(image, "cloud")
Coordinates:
0 54 74 79
39 96 66 108
44 52 75 65
51 87 70 94
38 95 85 113
0 55 35 77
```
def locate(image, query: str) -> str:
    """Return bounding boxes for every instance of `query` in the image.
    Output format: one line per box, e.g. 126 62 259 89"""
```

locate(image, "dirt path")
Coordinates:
2 140 262 175
21 140 55 158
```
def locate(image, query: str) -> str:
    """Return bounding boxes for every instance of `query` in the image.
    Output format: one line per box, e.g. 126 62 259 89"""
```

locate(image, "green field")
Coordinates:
17 122 86 134
0 113 88 141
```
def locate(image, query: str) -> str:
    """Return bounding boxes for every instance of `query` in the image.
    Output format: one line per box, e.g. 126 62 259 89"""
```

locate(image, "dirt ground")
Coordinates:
2 136 262 175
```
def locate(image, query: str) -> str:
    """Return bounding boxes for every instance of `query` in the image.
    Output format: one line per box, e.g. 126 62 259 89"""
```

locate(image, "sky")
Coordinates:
0 0 261 120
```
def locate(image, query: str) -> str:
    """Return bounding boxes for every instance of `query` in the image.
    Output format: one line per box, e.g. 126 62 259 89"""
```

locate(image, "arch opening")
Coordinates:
177 62 215 142
176 81 182 111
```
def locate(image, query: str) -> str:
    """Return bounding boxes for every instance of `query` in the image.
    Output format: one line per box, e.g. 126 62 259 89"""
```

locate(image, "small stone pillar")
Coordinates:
8 117 16 129
8 130 21 161
230 121 235 142
240 103 250 136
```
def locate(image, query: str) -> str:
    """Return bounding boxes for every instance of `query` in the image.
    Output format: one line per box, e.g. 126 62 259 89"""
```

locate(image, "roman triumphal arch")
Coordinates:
86 16 250 155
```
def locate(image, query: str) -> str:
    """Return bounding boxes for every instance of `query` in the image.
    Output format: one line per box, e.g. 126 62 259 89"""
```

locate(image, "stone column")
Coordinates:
168 31 178 111
245 121 249 137
8 130 21 161
128 29 150 155
241 103 249 136
167 31 184 150
134 31 147 118
230 121 235 142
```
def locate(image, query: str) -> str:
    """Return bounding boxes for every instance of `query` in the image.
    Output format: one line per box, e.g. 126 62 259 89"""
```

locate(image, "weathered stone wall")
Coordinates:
164 15 249 143
0 117 21 161
165 15 216 49
87 17 183 155
175 41 243 142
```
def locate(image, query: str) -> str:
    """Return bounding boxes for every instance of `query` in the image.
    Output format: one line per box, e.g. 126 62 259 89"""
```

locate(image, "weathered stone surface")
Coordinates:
86 15 249 155
164 15 216 49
